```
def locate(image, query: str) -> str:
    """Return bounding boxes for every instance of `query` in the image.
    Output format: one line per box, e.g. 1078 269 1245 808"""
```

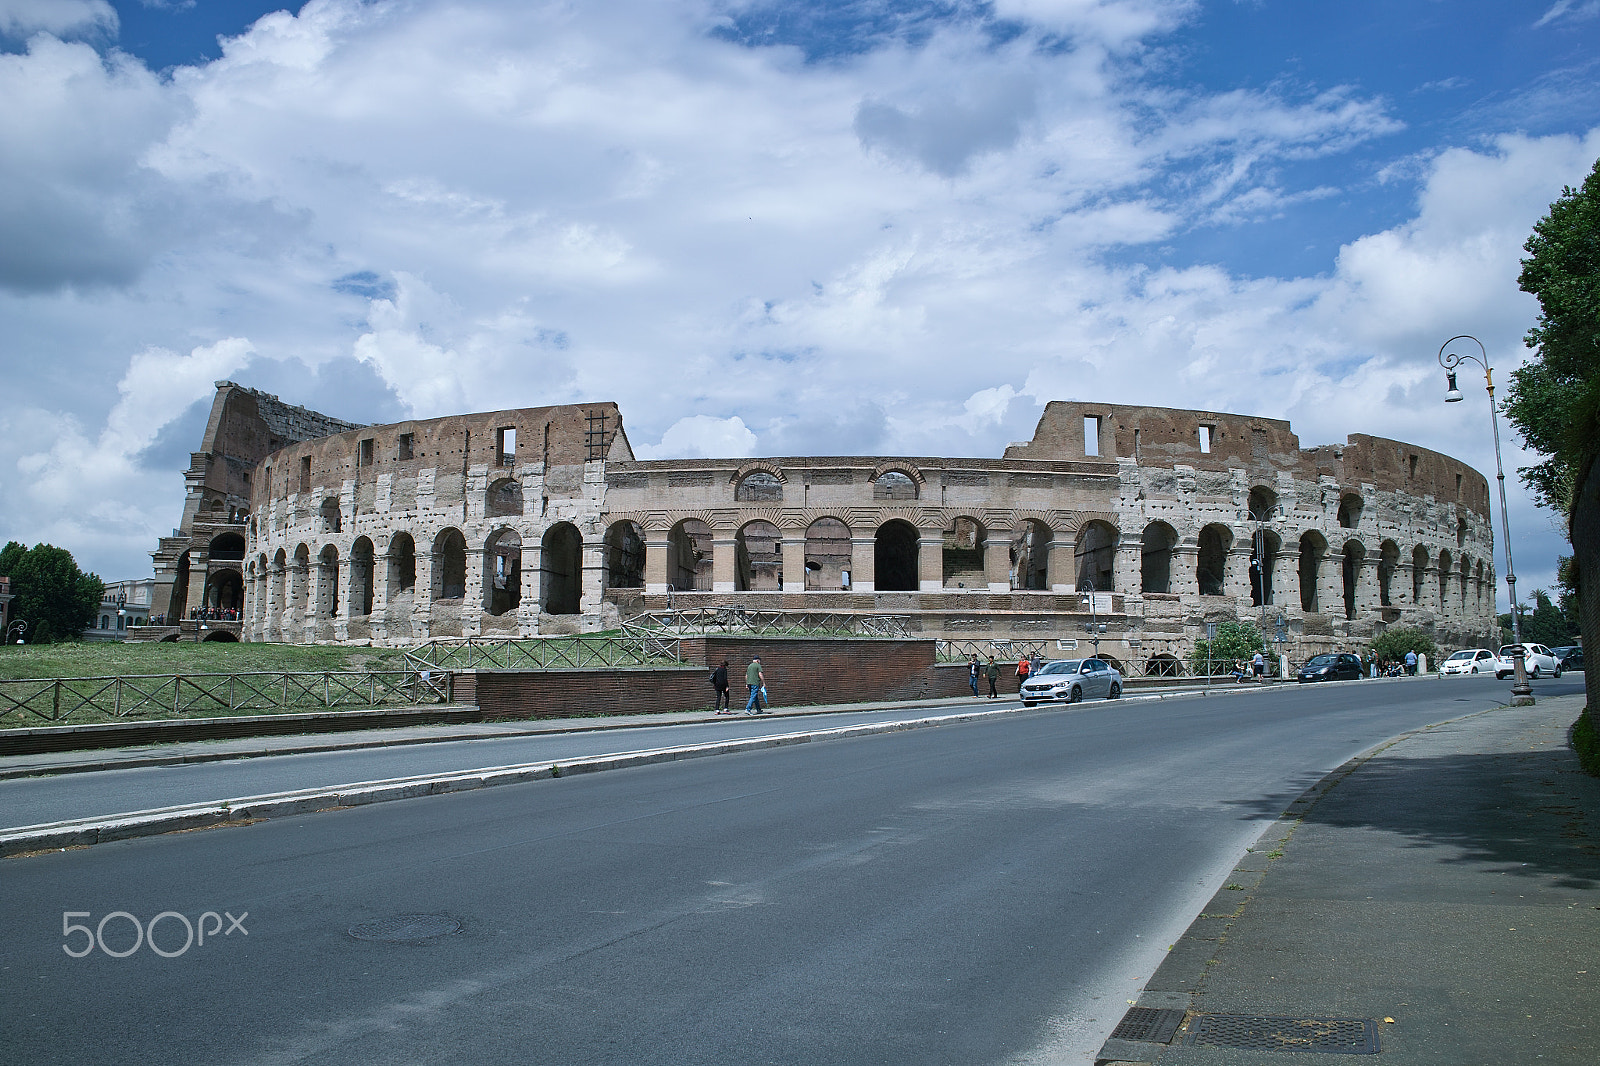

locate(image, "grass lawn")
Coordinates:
0 641 411 681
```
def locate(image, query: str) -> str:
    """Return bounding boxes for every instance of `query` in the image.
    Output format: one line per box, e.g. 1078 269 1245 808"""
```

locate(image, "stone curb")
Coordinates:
1091 692 1585 1065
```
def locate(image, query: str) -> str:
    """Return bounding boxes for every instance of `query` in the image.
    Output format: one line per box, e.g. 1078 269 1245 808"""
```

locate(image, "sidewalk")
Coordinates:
1098 693 1600 1064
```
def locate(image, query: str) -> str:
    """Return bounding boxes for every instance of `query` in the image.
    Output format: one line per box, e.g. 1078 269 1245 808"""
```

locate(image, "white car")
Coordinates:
1494 643 1563 680
1020 658 1122 704
1439 649 1496 676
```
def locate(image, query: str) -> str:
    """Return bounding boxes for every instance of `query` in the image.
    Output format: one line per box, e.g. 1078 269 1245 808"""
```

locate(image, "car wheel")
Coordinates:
1496 672 1509 680
1108 682 1121 700
1068 686 1082 703
1022 700 1035 707
1470 666 1478 674
1531 665 1541 679
1555 668 1562 678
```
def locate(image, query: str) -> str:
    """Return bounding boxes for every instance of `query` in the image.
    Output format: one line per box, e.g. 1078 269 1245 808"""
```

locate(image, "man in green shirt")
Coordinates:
744 656 767 715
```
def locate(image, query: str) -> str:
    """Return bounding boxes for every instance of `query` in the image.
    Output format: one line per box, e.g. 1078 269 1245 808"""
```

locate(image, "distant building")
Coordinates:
0 575 14 641
83 578 158 641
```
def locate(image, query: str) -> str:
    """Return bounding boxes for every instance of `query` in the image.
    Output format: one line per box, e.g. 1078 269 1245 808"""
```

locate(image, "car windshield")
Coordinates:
1446 652 1474 662
1305 655 1338 667
1037 660 1080 675
1498 646 1520 656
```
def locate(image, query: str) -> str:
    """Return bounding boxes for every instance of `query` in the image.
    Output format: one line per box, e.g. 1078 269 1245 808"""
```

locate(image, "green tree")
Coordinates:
1190 621 1265 675
1520 588 1578 648
1507 154 1600 765
0 542 103 644
1370 627 1437 667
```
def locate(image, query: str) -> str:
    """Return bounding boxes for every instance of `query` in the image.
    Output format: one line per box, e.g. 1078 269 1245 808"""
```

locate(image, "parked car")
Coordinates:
1552 646 1585 672
1439 648 1496 676
1019 658 1121 704
1296 653 1363 683
1493 643 1562 680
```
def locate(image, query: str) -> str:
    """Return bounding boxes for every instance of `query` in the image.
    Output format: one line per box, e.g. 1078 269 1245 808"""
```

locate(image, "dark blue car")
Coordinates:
1296 653 1363 683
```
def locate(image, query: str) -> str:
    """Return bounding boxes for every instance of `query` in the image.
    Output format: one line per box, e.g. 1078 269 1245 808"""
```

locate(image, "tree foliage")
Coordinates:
0 542 103 644
1190 620 1265 673
1370 627 1437 665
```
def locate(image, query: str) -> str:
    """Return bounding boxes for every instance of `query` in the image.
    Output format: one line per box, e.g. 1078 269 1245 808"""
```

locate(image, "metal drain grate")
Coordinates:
1183 1014 1379 1054
1110 1007 1186 1044
348 914 463 943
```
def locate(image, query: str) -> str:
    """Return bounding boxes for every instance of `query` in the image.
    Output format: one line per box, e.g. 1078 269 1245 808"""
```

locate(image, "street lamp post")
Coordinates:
1438 334 1531 702
6 619 26 645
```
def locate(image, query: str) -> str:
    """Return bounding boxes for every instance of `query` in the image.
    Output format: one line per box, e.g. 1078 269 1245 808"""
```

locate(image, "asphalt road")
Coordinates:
0 674 1581 1065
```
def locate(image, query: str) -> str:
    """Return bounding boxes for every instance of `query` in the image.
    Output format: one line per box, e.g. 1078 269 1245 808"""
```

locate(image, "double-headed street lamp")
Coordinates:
1438 334 1530 700
6 619 25 645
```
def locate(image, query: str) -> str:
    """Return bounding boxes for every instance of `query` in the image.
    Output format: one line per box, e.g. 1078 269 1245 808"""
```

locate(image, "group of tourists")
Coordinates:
710 657 770 715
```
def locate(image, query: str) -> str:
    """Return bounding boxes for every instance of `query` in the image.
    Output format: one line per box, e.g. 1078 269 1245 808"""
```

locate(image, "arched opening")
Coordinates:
1298 532 1327 612
1459 555 1471 609
168 551 191 620
388 532 417 595
349 537 374 616
874 519 919 591
1438 549 1453 607
433 528 467 601
1141 522 1177 594
1248 486 1278 522
1341 540 1364 620
208 532 245 564
204 568 243 613
318 545 340 619
484 529 522 616
668 519 712 590
541 522 582 614
487 477 523 518
1197 524 1233 596
942 516 986 588
1378 540 1399 607
320 496 342 533
1074 520 1115 592
292 544 311 615
734 520 782 591
604 521 644 589
805 517 852 590
1250 528 1280 607
1012 519 1053 590
1456 514 1467 548
1145 653 1182 677
1337 493 1363 530
735 471 785 502
200 630 239 642
1412 545 1428 605
1475 560 1485 613
872 470 918 500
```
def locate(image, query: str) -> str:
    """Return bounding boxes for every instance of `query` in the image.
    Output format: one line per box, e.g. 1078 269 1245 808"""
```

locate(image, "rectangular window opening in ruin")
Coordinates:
498 427 516 467
1134 428 1141 459
1456 472 1462 499
397 433 414 460
299 456 311 493
359 438 374 466
1409 454 1418 478
1199 424 1214 453
1084 416 1101 457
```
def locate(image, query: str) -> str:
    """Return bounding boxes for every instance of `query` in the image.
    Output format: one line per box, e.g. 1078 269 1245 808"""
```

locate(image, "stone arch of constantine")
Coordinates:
231 390 1499 663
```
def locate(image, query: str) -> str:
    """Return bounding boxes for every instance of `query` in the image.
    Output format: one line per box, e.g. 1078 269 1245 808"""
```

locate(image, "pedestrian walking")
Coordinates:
1251 650 1265 682
1404 649 1417 676
744 656 767 715
711 660 731 713
985 655 999 698
1016 657 1032 686
968 654 981 697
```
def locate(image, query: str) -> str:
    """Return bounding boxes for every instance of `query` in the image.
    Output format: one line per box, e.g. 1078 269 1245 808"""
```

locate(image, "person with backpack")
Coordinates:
710 660 730 713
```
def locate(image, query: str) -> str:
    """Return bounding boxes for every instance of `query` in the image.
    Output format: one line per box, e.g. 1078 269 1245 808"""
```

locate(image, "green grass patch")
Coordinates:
1573 705 1600 777
0 641 409 681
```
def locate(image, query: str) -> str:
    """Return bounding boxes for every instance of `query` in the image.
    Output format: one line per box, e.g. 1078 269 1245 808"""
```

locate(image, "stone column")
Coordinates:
851 535 877 593
461 547 486 637
185 550 210 618
982 537 1010 593
1225 542 1254 602
580 540 607 617
712 532 738 593
781 536 807 594
1396 561 1415 608
644 532 670 595
1319 548 1344 621
1172 543 1200 597
918 533 943 592
411 551 435 641
1359 557 1383 616
1276 548 1301 613
516 543 543 634
287 560 309 643
333 556 353 642
1109 534 1139 595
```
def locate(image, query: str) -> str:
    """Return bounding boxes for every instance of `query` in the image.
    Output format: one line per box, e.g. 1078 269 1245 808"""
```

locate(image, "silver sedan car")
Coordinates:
1019 658 1122 704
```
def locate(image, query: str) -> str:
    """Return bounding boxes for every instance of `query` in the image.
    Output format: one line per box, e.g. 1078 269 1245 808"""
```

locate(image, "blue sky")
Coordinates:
2 0 1598 614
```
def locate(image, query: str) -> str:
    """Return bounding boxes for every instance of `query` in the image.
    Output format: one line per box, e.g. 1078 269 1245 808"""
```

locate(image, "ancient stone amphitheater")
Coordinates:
157 384 1499 669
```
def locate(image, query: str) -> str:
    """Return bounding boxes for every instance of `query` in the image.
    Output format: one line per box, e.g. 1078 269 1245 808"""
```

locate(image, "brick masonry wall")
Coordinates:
463 640 1025 720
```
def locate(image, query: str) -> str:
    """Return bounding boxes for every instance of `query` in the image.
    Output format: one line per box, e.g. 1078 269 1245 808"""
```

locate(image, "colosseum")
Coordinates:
163 384 1500 670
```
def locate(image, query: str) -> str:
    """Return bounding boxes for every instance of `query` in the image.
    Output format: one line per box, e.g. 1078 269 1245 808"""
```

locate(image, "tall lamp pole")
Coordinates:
1438 335 1530 700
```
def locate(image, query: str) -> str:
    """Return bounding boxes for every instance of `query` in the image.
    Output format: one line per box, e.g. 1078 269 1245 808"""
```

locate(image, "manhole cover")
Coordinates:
348 914 462 942
1182 1014 1379 1054
1110 1007 1186 1044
